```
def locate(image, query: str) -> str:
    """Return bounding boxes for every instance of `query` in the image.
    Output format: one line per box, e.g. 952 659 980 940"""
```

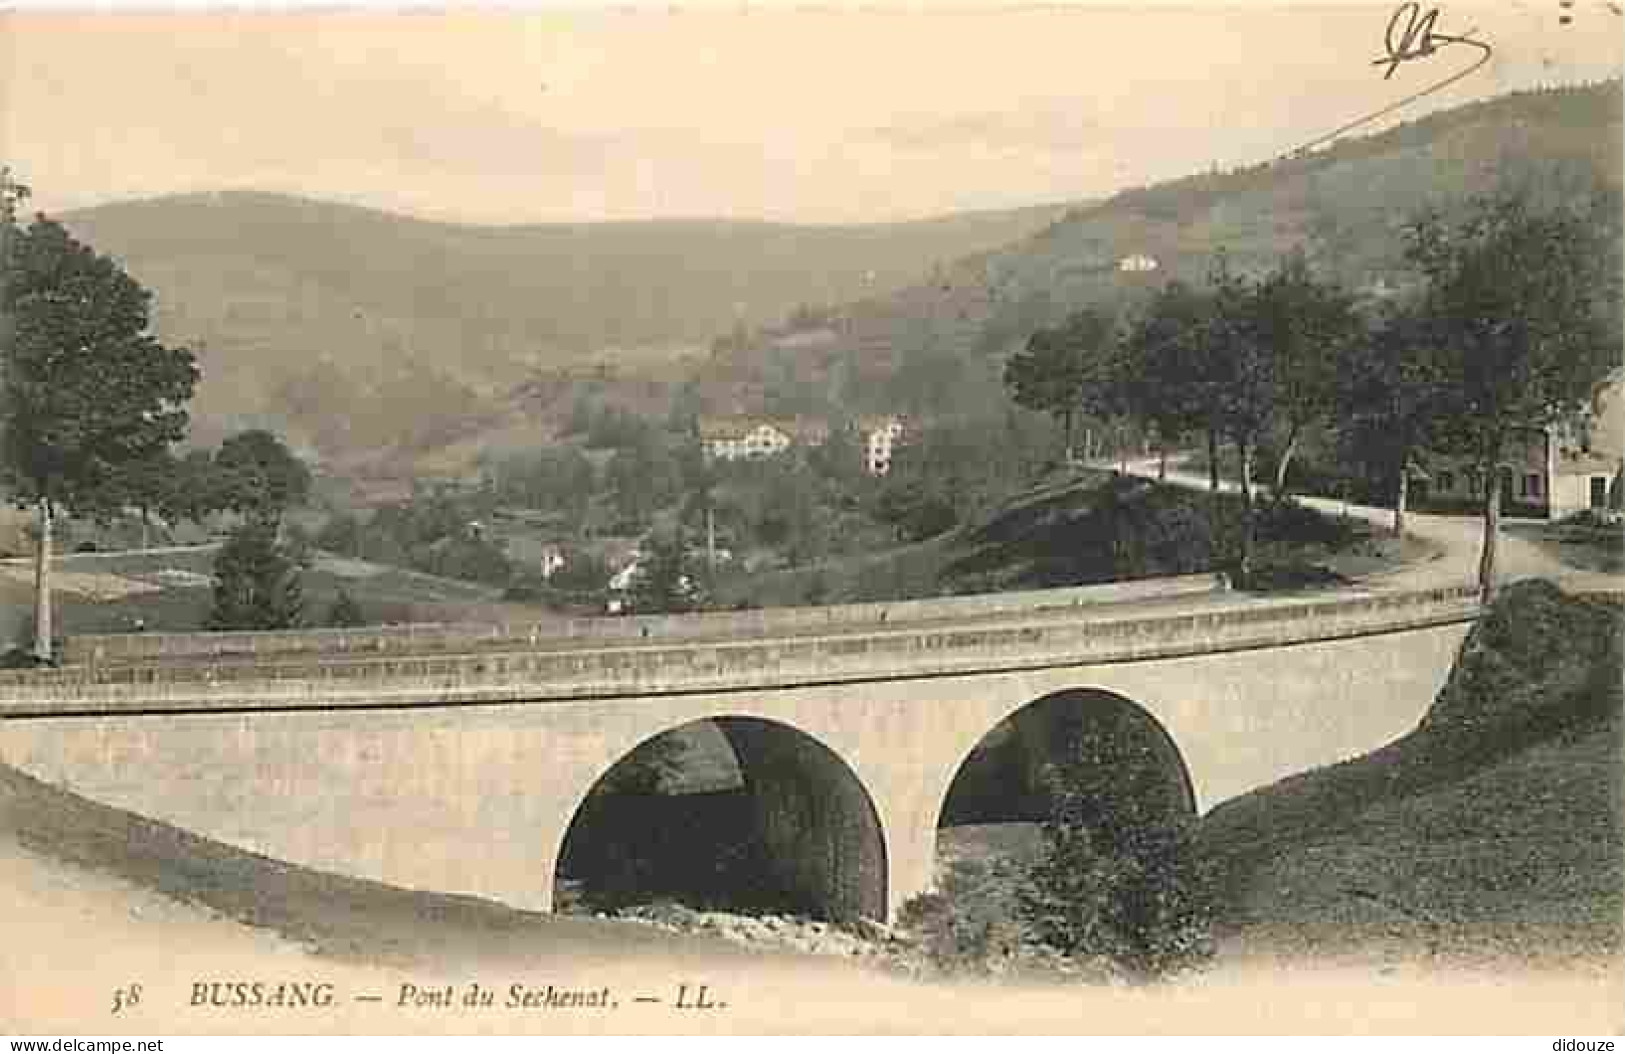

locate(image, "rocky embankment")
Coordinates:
610 902 894 960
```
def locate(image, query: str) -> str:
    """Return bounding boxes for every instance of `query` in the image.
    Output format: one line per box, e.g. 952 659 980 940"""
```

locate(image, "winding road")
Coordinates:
1121 460 1622 595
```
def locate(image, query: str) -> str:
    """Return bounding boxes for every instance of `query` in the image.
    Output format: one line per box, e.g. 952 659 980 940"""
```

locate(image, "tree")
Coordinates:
1248 252 1357 497
1406 191 1621 601
1334 298 1451 537
625 528 704 614
604 435 680 533
1190 252 1353 586
158 449 229 528
1118 281 1223 484
1201 257 1269 585
214 429 311 526
1018 718 1212 980
1 215 199 661
208 518 304 630
0 167 29 363
1004 308 1114 463
0 167 30 413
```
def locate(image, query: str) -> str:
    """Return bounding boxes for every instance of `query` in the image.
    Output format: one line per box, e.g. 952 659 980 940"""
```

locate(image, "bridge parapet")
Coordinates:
0 585 1481 717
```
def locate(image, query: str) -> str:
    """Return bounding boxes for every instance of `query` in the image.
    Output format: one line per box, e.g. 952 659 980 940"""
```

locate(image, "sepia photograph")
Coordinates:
0 0 1621 1036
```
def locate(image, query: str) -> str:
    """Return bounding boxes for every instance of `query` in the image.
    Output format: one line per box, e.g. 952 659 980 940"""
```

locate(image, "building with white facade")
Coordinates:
698 418 793 462
698 417 831 462
696 413 906 476
857 415 906 476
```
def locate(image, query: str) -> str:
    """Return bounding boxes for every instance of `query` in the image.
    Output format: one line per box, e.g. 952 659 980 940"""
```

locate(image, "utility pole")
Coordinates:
706 504 716 569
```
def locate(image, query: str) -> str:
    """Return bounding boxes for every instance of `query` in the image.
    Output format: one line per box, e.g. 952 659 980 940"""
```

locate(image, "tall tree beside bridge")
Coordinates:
0 208 199 662
1405 190 1622 603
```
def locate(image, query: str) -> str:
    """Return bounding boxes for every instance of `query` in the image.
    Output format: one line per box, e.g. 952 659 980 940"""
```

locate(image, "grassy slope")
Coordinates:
714 469 1402 608
1200 581 1624 964
0 760 757 971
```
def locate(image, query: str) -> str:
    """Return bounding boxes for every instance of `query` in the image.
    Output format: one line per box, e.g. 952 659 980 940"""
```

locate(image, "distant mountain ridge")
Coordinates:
53 81 1624 482
700 81 1623 423
57 191 1077 460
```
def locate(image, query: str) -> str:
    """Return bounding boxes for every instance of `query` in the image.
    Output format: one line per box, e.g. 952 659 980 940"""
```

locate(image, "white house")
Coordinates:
857 415 906 476
696 413 906 475
698 418 794 462
697 416 831 462
537 545 567 581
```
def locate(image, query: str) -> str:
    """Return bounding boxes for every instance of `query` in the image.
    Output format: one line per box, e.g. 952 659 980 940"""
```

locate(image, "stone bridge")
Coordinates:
0 584 1481 922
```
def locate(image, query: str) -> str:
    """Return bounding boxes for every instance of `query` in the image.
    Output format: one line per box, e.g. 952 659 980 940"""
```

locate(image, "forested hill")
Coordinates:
50 81 1623 482
56 192 1072 452
700 81 1623 422
983 81 1622 324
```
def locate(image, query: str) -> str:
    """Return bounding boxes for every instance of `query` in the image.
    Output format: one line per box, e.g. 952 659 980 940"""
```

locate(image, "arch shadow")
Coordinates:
555 716 888 922
936 689 1196 839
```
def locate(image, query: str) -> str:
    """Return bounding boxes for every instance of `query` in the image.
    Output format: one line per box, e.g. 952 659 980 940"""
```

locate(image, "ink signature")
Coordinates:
1282 1 1493 159
1371 2 1488 80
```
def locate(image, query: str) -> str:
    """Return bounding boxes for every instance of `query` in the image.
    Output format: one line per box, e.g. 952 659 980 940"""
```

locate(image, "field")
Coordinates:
0 545 562 645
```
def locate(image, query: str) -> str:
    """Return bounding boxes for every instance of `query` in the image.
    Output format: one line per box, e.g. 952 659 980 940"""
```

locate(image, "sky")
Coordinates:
1 1 1620 226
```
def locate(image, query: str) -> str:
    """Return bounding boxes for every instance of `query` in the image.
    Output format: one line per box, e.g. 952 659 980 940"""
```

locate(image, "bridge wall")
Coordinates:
0 622 1470 921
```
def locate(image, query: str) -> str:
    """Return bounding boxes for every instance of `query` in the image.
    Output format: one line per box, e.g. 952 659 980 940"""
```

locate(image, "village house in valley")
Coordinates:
698 416 816 462
856 414 906 476
698 413 906 476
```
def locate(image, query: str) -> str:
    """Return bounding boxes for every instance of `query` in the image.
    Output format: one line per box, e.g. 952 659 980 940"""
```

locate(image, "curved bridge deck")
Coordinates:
0 584 1482 717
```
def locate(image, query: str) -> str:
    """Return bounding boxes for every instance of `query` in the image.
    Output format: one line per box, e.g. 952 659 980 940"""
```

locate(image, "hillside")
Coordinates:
47 83 1623 485
56 193 1071 464
706 82 1624 420
712 470 1412 609
1200 580 1624 965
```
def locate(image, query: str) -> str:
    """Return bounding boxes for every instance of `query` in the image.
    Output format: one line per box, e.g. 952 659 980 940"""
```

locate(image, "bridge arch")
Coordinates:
553 715 888 922
934 688 1196 839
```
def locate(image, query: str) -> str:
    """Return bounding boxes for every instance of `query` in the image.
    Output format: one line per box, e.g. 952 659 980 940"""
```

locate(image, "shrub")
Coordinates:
1018 725 1215 981
896 858 1036 975
208 520 304 631
0 647 51 669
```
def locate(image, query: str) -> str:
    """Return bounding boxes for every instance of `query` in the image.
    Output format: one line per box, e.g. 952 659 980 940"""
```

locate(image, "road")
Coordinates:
1120 460 1621 594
